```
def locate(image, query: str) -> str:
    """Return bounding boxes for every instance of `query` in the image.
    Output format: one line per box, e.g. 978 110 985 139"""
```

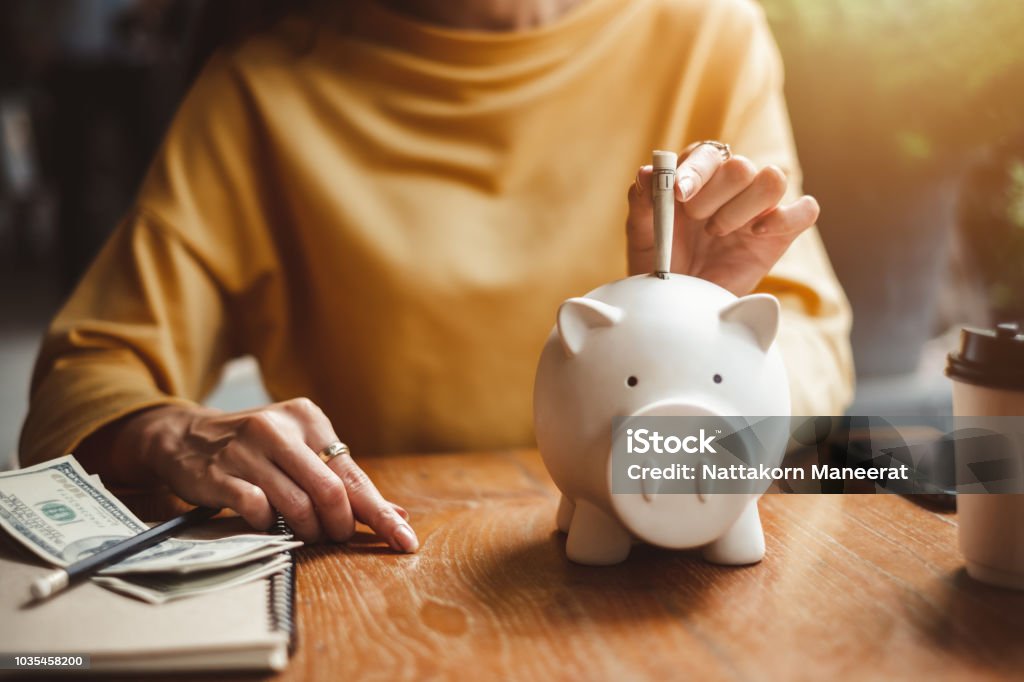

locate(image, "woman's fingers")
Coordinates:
752 196 820 236
241 409 357 541
628 165 655 224
245 404 356 542
147 401 414 549
223 435 324 542
266 442 357 543
327 453 419 553
626 147 818 285
391 502 411 521
210 471 276 530
704 166 788 236
244 398 417 551
625 165 657 274
274 397 414 548
682 156 758 222
170 463 276 531
675 143 731 201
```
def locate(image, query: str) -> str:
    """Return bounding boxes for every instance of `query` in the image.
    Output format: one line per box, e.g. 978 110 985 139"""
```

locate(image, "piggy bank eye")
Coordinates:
713 374 723 384
626 376 639 387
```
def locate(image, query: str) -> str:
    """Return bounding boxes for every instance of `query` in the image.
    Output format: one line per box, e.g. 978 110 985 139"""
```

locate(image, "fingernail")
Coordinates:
677 176 696 201
394 524 419 553
634 165 652 195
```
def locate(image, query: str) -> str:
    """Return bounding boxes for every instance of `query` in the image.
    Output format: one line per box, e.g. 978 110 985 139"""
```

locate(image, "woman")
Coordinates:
20 0 853 551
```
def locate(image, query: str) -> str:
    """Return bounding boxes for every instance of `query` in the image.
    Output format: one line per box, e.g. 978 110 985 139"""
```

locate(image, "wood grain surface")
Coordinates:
130 449 1024 682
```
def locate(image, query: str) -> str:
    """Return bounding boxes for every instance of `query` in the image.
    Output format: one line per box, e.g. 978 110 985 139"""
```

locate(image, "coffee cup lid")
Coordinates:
946 322 1024 390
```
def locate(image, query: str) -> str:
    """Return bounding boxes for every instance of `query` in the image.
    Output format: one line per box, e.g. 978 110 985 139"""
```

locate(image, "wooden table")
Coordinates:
146 449 1024 682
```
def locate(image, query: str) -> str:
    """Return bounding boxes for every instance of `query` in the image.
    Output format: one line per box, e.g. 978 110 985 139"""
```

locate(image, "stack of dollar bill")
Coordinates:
0 455 300 604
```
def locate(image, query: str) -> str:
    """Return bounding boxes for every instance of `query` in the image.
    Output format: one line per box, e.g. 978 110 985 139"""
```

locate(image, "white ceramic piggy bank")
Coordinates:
533 273 791 566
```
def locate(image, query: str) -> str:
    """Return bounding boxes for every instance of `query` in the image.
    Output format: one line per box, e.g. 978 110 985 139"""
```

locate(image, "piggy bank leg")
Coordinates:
556 495 575 533
565 500 631 565
701 501 766 565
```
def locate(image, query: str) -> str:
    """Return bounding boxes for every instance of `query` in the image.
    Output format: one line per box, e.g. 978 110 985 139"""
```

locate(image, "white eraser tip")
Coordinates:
30 570 68 600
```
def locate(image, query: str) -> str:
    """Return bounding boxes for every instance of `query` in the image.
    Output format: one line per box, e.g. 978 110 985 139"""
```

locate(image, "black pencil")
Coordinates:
30 506 222 601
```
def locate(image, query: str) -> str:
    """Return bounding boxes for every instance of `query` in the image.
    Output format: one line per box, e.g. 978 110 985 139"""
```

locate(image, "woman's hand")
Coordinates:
85 399 418 550
626 142 821 296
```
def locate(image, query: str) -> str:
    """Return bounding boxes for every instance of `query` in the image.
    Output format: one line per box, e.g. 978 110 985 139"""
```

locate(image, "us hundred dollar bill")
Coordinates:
0 455 296 575
0 455 151 567
93 555 291 604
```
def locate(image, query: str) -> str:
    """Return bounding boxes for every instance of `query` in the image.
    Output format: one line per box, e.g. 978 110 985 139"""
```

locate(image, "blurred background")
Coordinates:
0 0 1022 465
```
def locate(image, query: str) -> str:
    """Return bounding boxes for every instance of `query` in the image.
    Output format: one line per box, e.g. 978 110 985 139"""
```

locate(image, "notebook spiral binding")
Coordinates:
268 513 297 654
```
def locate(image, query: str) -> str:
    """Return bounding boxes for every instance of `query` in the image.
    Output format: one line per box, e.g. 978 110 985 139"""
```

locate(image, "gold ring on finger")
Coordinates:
318 440 349 463
696 140 732 162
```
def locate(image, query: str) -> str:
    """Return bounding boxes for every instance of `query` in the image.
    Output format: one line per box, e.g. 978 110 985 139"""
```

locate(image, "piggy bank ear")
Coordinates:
557 298 623 357
719 294 780 352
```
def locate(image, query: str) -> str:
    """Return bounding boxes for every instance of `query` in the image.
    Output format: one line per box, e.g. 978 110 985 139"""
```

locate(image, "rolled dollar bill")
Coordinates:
652 149 678 276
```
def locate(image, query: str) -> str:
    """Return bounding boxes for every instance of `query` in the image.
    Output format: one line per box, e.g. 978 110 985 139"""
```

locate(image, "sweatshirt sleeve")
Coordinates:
717 2 856 416
19 212 233 466
19 51 281 466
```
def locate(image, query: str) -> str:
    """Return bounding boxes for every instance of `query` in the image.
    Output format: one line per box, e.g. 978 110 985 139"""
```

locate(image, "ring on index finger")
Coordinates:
318 440 350 464
694 140 732 162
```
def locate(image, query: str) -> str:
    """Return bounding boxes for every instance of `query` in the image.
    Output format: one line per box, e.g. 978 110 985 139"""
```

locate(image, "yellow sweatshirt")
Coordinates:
20 0 853 464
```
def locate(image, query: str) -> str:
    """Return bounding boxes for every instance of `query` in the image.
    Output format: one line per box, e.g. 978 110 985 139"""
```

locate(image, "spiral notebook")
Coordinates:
0 517 296 673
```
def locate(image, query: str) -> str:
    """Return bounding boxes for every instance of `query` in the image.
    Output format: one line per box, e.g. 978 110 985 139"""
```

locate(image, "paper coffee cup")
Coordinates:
946 323 1024 590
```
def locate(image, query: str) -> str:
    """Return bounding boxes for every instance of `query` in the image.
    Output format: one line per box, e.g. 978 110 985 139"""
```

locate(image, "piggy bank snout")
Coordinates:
608 404 769 549
612 403 757 472
611 400 738 466
612 400 730 463
625 400 720 420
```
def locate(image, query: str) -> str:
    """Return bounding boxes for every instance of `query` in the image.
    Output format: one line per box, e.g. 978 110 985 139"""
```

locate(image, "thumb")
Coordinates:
626 164 656 275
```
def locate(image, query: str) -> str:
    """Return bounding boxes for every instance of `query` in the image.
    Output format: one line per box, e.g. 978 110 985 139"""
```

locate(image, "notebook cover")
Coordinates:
0 519 295 672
